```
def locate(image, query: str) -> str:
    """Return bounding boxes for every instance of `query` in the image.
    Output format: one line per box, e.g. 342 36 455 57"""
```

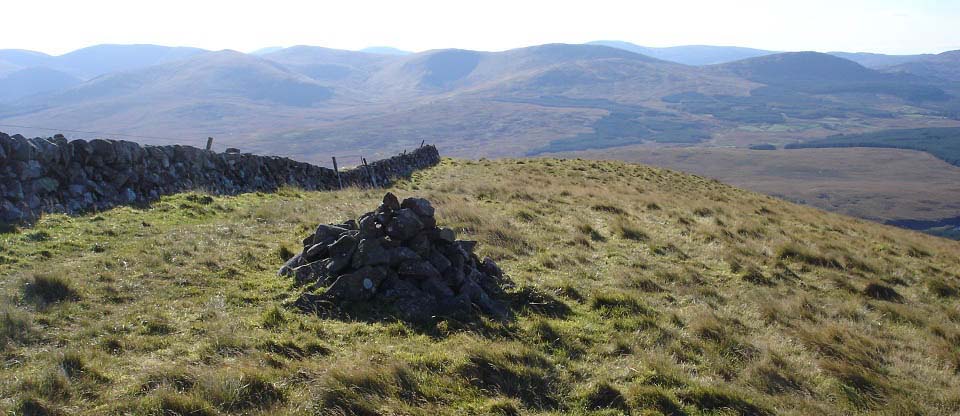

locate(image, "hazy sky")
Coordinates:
5 0 959 55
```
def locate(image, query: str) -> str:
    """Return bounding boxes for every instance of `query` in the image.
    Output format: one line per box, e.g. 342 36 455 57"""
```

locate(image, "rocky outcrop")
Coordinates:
282 193 512 322
0 131 440 223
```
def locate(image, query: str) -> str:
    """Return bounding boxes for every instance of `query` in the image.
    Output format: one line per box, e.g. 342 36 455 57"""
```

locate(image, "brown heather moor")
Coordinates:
1 157 959 415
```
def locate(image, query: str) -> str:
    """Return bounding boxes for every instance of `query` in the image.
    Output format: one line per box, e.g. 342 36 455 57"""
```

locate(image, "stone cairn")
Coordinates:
279 193 511 321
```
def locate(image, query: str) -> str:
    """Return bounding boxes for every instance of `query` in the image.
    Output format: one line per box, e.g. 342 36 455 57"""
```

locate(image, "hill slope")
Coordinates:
2 158 959 415
886 50 960 83
827 52 932 68
0 51 338 141
0 45 207 80
0 67 82 102
588 41 777 65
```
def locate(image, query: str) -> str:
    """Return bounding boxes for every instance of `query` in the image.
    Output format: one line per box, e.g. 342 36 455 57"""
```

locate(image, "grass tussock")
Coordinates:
626 385 685 416
1 305 34 347
22 274 78 305
862 281 904 302
679 385 773 416
590 291 655 317
196 370 283 411
457 342 562 409
579 381 629 412
776 243 843 269
612 215 649 241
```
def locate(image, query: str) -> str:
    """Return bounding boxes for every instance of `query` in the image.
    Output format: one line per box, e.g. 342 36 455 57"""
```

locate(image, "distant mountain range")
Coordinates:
0 42 958 160
587 41 776 65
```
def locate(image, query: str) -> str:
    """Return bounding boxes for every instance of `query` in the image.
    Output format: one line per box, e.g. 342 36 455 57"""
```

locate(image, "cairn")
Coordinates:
279 193 511 321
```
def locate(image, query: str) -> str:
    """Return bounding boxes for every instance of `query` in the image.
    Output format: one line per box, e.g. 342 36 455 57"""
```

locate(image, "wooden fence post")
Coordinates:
332 157 343 190
205 137 214 151
362 157 378 188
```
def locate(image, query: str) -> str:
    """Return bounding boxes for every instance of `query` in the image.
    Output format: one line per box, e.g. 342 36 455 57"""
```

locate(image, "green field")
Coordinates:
2 158 960 415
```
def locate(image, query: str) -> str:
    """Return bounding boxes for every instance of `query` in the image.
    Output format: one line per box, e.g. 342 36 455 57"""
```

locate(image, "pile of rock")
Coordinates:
279 193 511 321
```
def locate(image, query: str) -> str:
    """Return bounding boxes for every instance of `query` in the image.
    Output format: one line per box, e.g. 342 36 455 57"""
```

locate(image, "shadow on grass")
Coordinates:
291 285 572 339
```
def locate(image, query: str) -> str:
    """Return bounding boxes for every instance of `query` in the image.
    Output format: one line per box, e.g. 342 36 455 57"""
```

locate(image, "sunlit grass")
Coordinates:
0 158 959 414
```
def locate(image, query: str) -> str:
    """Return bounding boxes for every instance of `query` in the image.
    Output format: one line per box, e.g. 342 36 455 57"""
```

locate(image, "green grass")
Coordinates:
1 158 959 414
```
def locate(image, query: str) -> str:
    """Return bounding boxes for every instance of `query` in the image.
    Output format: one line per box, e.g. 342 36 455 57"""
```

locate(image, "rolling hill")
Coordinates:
2 42 960 238
2 158 959 415
0 49 52 69
0 44 207 80
0 51 338 144
588 41 936 69
2 44 957 161
828 51 933 68
588 40 777 65
886 50 960 83
0 67 81 103
360 46 413 55
712 51 947 100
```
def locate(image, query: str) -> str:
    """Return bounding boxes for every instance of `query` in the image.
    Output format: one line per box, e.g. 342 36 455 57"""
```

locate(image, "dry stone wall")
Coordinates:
0 131 440 223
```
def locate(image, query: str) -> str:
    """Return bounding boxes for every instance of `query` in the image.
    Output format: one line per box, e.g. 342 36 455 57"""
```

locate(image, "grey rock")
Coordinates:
340 219 358 230
293 260 330 286
479 256 504 279
387 246 420 266
457 240 478 254
357 214 383 239
10 136 36 161
380 192 401 212
460 278 509 320
326 234 358 274
4 181 23 201
26 195 41 210
303 243 329 262
89 139 117 164
1 201 23 222
277 254 306 276
352 238 390 268
442 266 466 288
420 276 454 299
326 266 388 301
385 208 423 241
68 184 86 197
22 160 44 179
309 224 349 247
427 250 452 273
401 197 435 218
437 227 457 242
397 259 441 281
407 232 432 257
472 268 506 297
383 279 436 322
437 292 472 318
34 177 59 193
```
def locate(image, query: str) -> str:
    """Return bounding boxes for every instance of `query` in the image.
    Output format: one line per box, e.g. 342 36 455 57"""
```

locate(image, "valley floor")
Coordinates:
552 145 960 232
2 158 960 415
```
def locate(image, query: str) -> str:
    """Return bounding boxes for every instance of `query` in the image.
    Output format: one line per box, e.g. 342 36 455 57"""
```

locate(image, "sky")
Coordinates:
3 0 959 55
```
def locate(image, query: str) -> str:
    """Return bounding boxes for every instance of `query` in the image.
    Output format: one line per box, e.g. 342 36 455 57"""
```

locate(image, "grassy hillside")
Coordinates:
546 146 960 225
2 158 960 415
